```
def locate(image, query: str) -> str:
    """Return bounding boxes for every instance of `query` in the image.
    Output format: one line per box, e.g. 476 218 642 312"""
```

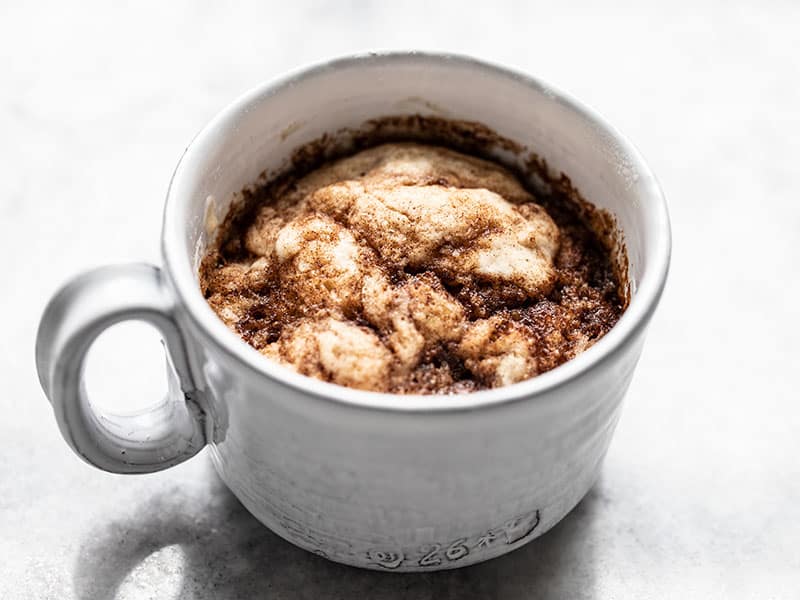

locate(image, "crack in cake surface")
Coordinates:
201 142 624 393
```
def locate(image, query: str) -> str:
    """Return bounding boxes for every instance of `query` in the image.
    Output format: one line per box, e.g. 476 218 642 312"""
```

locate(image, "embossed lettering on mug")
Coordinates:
366 509 541 569
367 549 405 570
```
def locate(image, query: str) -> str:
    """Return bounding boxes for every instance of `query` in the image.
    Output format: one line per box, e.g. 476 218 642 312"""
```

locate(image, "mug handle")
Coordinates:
35 263 207 474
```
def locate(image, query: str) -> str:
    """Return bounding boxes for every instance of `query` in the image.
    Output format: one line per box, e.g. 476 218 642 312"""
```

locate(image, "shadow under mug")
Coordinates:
35 52 670 571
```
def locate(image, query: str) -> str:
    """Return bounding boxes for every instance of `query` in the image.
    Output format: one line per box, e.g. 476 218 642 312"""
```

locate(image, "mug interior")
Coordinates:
162 52 670 410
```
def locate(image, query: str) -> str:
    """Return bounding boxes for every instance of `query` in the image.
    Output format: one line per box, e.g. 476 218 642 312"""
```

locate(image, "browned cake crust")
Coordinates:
200 142 626 394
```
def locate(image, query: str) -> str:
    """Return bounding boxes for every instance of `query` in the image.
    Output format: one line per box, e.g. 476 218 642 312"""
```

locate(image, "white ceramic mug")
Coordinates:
35 52 670 571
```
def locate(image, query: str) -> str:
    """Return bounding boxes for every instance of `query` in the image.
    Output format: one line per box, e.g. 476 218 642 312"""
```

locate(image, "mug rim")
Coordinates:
161 51 671 413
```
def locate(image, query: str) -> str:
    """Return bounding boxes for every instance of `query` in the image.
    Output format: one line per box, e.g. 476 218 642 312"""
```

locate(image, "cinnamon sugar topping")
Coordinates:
201 142 625 393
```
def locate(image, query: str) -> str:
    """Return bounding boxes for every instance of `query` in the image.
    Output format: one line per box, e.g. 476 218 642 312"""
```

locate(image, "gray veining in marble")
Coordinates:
2 1 799 598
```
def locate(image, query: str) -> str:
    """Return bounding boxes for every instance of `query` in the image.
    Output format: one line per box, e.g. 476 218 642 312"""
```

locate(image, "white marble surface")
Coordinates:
2 1 799 598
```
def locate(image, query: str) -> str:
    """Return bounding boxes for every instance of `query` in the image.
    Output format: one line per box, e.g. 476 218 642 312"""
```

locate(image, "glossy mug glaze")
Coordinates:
35 53 670 571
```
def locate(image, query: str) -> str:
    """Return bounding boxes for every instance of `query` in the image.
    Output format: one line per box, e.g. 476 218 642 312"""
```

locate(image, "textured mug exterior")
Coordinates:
189 316 645 570
37 53 670 571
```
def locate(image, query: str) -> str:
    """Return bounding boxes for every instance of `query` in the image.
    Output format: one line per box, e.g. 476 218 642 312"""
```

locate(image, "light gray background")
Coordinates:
2 1 798 598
